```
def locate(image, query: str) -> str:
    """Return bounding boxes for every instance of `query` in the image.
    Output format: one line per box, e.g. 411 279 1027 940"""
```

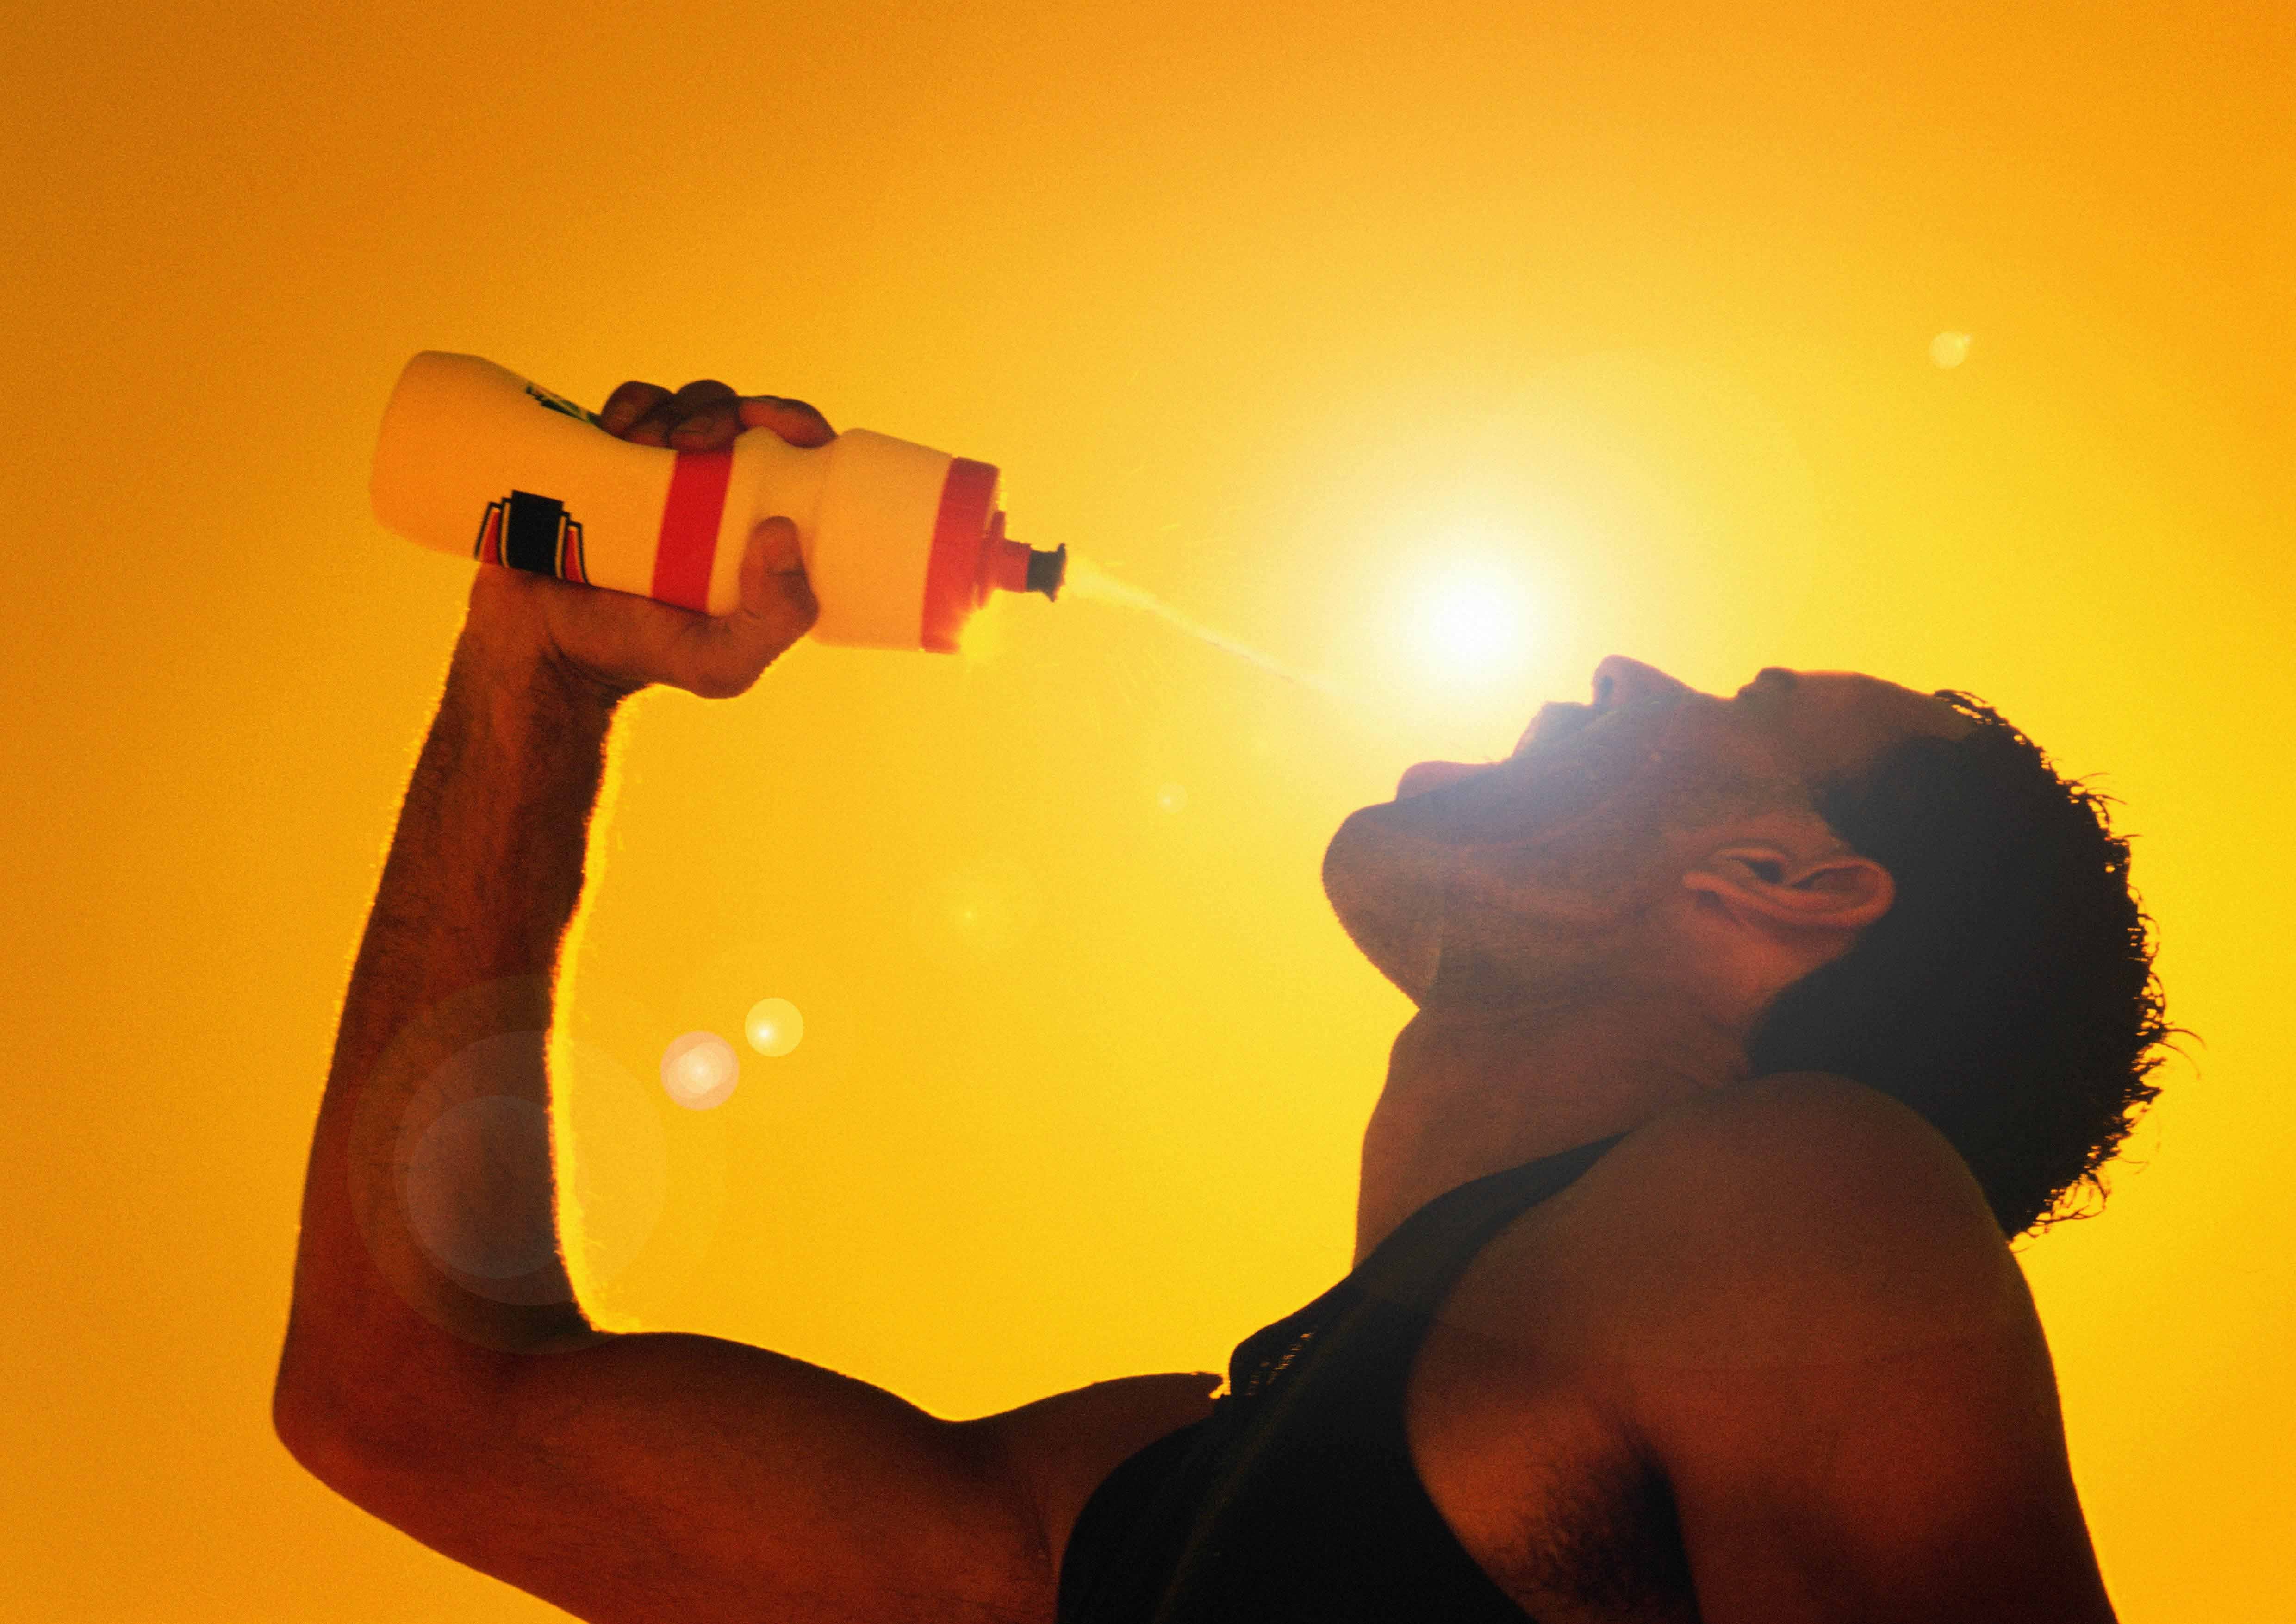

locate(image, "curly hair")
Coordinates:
1746 694 2172 1237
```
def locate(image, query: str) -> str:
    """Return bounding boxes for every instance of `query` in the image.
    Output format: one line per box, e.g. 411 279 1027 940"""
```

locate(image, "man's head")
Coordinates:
1323 656 2167 1236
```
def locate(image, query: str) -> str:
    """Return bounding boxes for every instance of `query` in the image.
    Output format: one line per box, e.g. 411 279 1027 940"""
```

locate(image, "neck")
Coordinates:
1353 991 1748 1262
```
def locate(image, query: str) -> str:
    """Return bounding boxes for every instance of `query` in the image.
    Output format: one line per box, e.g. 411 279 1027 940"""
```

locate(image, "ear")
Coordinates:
1680 843 1896 937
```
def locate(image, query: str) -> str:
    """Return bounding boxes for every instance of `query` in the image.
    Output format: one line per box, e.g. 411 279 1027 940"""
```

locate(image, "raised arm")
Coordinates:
273 381 1215 1623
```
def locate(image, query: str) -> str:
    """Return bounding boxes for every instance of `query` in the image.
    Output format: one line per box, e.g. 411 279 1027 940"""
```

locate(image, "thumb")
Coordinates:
750 513 808 576
673 518 817 699
740 516 818 631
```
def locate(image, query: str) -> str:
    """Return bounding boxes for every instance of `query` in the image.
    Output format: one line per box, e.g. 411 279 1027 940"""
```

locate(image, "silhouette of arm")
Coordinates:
272 618 1214 1622
273 381 1215 1622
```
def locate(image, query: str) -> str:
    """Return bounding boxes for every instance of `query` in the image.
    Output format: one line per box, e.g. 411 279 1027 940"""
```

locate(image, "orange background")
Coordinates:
5 1 2290 1617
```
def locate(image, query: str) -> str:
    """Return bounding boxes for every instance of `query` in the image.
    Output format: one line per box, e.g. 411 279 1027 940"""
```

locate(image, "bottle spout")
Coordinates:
989 534 1067 601
1025 542 1067 600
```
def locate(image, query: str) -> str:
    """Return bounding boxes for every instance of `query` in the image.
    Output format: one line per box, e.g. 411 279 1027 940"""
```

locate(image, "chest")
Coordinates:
1403 1251 1699 1624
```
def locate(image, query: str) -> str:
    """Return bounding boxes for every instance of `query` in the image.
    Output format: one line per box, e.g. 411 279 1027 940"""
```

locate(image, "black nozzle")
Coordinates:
1026 543 1068 601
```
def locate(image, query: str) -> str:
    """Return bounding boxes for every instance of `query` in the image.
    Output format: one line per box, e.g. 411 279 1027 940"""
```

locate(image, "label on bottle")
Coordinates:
523 380 603 427
474 489 591 584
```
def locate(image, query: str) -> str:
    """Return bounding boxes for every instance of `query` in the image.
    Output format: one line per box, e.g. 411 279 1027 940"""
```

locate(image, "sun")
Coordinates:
1407 556 1536 686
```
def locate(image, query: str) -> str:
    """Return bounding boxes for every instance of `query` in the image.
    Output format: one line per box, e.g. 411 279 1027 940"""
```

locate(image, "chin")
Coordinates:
1322 802 1447 1002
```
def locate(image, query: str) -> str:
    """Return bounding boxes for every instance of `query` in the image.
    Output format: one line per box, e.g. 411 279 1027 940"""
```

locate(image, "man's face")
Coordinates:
1321 657 1971 1005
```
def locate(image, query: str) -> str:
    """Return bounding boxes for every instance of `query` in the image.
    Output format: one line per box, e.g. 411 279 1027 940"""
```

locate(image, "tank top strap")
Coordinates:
1224 1132 1625 1407
1349 1133 1625 1315
1058 1132 1627 1624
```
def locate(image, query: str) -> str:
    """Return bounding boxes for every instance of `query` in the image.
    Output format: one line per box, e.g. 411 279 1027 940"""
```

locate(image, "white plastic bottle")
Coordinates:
369 352 1065 651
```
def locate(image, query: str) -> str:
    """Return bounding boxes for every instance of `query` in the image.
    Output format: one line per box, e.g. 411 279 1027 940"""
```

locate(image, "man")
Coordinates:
276 376 2163 1622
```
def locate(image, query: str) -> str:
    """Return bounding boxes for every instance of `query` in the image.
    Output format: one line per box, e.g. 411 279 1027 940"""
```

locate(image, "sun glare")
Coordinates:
1408 557 1536 685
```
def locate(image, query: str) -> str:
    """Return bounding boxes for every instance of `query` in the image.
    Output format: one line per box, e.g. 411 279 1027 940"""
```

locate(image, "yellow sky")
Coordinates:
4 1 2290 1617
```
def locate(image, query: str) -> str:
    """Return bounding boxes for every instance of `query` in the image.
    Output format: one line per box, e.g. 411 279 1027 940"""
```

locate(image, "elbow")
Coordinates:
273 1320 365 1486
269 1292 594 1488
271 1352 446 1492
274 1374 459 1516
268 1290 544 1482
273 1378 365 1491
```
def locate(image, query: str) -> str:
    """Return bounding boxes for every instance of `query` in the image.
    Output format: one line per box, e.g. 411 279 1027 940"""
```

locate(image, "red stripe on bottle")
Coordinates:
652 450 734 612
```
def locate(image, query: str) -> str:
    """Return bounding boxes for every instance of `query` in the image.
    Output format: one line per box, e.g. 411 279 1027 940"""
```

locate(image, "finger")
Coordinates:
732 517 816 644
657 379 743 451
681 519 816 698
747 512 808 577
621 379 737 450
670 380 738 424
737 395 837 448
601 381 672 437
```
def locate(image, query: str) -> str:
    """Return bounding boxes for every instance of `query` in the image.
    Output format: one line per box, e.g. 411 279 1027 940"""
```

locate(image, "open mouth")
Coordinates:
1393 701 1605 802
1515 701 1597 755
1394 759 1492 800
1387 693 1625 808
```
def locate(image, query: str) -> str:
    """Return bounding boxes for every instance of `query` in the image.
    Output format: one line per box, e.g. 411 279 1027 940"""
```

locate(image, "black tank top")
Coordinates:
1056 1135 1624 1624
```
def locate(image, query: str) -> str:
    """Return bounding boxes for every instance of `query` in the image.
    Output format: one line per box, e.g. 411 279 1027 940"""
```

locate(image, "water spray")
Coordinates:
1064 556 1344 696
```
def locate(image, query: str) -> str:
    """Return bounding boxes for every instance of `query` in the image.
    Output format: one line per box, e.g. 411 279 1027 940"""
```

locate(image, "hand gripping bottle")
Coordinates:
369 352 1065 651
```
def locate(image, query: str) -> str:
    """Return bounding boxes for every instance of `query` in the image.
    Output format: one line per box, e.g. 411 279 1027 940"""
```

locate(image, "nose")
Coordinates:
1592 655 1694 711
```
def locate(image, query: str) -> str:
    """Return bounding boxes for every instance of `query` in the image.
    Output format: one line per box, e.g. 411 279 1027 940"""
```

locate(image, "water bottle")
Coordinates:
369 352 1065 651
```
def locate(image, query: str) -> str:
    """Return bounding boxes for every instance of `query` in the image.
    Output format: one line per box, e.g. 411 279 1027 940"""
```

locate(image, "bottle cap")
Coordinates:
988 528 1065 600
920 461 1064 652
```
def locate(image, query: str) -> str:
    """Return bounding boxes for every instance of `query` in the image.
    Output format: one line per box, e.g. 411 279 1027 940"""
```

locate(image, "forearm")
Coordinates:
277 625 622 1440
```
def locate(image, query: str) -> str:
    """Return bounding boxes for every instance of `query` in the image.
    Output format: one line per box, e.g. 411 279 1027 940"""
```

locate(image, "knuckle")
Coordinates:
604 381 668 414
600 385 664 435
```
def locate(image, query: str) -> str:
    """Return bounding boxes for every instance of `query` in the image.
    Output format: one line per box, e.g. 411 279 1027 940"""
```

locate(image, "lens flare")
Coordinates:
744 997 804 1057
1931 331 1974 368
660 1031 739 1109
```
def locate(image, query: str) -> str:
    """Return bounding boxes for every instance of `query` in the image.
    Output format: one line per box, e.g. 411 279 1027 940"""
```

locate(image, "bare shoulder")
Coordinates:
1567 1078 2111 1619
1526 1073 2030 1370
1620 1068 1996 1229
1424 1079 2113 1621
